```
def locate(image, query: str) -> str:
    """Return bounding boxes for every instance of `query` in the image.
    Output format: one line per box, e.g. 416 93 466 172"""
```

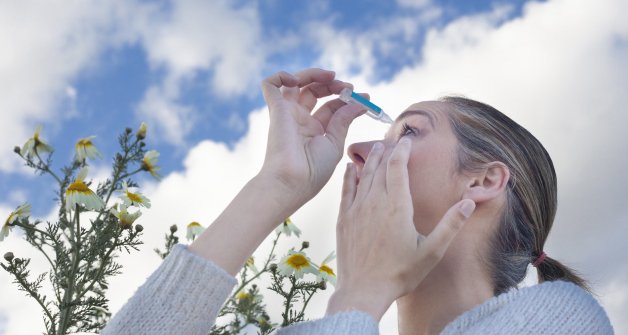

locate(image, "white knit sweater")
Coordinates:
101 245 613 334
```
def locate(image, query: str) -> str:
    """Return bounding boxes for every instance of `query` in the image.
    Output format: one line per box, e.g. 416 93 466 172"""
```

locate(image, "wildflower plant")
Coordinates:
157 218 337 335
1 124 157 335
2 123 336 335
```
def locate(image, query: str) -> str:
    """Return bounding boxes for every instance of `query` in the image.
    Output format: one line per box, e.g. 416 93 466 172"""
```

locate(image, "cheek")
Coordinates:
406 146 460 235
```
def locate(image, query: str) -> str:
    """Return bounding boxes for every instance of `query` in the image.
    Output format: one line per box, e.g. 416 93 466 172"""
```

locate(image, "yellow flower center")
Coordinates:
319 265 335 276
126 192 143 203
236 292 251 300
77 138 93 147
286 254 309 269
188 222 201 228
67 181 91 194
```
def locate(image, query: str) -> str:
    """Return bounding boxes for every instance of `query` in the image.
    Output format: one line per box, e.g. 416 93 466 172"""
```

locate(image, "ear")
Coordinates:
463 162 510 203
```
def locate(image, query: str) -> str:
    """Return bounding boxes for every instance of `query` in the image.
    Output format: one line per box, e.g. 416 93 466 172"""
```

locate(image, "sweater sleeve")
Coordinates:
275 310 379 335
101 244 237 335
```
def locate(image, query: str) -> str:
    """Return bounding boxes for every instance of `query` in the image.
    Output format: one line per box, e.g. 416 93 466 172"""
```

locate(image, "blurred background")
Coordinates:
1 0 626 334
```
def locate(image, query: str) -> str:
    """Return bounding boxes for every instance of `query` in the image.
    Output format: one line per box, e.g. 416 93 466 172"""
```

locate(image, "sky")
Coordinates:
1 0 627 334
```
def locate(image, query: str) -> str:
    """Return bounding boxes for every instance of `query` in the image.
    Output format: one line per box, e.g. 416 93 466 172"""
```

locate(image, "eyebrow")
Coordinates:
395 109 436 129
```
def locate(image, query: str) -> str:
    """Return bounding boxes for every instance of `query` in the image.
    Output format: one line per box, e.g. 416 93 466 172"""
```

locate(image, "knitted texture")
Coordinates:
276 310 379 335
101 245 237 335
441 280 614 335
102 245 613 334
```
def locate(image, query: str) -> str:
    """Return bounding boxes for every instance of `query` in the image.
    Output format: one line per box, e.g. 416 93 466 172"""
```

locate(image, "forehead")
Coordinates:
396 101 453 126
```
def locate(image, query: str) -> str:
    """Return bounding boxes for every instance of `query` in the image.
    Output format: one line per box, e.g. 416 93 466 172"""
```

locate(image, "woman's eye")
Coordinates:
399 123 419 138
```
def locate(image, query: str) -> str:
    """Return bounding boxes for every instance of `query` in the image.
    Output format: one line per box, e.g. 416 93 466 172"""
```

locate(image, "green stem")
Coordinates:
299 289 316 319
34 150 62 185
57 205 81 335
6 263 57 333
86 142 141 237
11 221 52 239
282 276 298 327
75 233 120 301
230 232 281 300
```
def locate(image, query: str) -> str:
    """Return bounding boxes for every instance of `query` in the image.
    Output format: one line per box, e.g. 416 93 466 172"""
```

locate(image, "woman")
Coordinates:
102 68 612 334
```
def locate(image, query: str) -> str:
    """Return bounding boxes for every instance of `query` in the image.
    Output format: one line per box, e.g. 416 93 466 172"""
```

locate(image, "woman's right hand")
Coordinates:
327 138 476 321
257 68 366 210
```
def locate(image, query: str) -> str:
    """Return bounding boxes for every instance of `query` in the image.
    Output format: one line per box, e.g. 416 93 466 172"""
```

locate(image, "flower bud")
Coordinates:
13 146 21 154
125 127 132 134
14 258 23 265
252 284 257 289
169 224 178 233
319 281 327 290
137 122 147 140
4 252 14 262
269 263 277 273
301 241 310 249
135 224 144 232
139 142 146 147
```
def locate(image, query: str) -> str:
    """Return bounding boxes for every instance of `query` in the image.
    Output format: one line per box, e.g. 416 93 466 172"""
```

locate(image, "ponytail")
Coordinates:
535 254 592 293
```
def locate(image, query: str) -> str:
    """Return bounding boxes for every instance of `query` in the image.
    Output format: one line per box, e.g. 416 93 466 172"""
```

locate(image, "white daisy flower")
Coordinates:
141 150 161 178
20 125 53 158
246 257 259 274
120 181 151 208
277 250 318 279
110 204 142 229
1 203 31 242
65 167 106 212
186 221 205 241
316 251 337 286
75 136 102 162
275 217 301 238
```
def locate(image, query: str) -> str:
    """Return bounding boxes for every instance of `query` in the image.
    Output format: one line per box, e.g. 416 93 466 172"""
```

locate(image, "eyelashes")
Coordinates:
399 122 419 138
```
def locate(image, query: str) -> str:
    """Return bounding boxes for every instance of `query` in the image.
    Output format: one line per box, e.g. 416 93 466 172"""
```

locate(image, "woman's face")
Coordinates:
347 101 466 234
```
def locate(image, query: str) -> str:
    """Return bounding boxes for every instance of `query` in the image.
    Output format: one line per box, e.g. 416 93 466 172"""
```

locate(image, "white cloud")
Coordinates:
136 85 196 146
132 0 266 147
0 1 142 173
0 0 267 168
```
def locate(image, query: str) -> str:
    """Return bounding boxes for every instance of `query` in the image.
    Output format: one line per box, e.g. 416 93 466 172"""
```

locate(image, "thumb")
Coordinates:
325 103 365 152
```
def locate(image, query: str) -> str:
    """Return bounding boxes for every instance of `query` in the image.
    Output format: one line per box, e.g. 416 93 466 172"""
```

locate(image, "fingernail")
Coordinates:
399 137 411 145
459 199 476 218
372 142 384 152
346 162 353 170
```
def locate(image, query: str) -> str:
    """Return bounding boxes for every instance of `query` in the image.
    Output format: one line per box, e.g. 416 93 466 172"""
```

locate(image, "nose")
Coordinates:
347 141 380 170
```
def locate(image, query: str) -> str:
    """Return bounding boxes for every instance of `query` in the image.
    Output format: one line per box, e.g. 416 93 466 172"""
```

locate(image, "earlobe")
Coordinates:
463 162 510 203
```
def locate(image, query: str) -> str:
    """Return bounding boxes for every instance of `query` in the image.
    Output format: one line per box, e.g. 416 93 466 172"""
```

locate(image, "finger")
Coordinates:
354 142 385 201
313 93 369 129
339 162 358 214
386 137 412 198
261 71 299 108
421 199 476 265
293 68 335 88
325 103 366 154
298 80 352 112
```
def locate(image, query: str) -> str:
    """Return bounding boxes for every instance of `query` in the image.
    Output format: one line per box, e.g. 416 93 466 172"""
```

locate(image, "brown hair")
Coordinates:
441 96 590 295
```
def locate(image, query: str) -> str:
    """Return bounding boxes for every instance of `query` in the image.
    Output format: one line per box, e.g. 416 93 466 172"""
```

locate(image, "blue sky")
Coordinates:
1 0 627 334
0 0 532 217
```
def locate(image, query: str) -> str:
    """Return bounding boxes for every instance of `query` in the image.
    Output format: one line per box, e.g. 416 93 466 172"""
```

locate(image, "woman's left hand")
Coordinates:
327 137 476 321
